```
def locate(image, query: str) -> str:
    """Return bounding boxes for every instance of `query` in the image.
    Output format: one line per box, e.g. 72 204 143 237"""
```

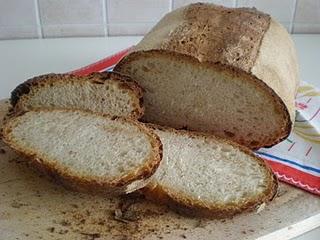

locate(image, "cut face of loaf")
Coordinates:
11 72 144 119
143 125 278 218
114 3 299 149
1 110 162 195
116 52 290 149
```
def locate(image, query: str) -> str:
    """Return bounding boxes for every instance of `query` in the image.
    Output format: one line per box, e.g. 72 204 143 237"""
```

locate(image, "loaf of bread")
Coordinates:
1 109 162 195
11 72 144 119
143 125 278 218
115 3 299 149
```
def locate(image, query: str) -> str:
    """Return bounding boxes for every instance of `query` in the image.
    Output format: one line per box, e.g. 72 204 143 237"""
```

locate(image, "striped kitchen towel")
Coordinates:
71 48 320 196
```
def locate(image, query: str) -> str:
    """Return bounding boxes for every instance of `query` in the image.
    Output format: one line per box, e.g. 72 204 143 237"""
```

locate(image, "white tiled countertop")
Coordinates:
0 35 319 240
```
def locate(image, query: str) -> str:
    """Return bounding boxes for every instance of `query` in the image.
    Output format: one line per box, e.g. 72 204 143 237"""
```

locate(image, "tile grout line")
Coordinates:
34 0 43 38
169 0 174 11
102 0 108 36
290 0 298 34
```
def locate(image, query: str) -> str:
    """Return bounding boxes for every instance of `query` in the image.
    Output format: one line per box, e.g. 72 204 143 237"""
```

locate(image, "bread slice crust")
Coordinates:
115 50 291 149
114 3 299 149
10 72 144 119
142 124 278 218
1 109 163 195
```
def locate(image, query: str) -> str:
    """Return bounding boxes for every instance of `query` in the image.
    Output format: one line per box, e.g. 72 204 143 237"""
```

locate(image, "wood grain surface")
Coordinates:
0 99 319 240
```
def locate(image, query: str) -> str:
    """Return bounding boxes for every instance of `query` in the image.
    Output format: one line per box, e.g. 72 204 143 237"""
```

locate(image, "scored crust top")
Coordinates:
133 3 271 72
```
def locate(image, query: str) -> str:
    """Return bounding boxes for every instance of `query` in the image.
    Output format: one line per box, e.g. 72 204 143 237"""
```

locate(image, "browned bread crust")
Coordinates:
142 124 278 218
116 50 291 149
133 3 271 71
114 3 299 149
11 72 144 119
1 109 163 196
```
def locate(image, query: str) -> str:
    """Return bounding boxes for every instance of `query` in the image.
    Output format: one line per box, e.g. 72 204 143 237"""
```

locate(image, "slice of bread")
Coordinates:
114 3 299 149
143 125 278 218
10 72 144 119
1 109 162 195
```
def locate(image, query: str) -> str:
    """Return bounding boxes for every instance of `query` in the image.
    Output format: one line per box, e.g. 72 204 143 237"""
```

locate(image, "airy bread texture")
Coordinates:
11 72 144 119
143 125 278 218
114 3 299 149
1 110 162 195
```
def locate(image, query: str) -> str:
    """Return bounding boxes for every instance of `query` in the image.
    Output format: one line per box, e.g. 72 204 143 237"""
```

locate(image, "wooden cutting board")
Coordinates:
0 99 319 240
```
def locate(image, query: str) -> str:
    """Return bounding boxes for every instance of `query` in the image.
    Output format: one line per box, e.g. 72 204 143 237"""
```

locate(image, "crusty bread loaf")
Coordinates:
114 3 299 149
143 125 278 218
11 72 144 119
1 109 162 195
